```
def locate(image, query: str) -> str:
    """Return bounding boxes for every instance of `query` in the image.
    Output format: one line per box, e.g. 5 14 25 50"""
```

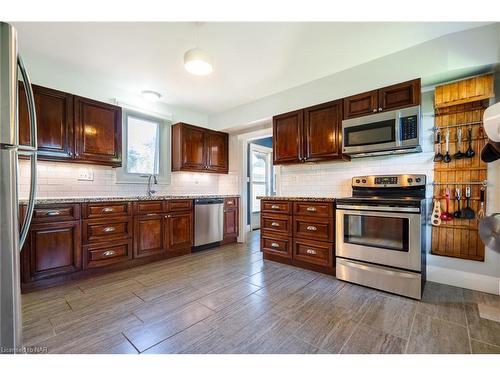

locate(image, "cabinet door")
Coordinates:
304 100 342 161
166 211 193 251
378 79 420 112
343 90 378 119
133 214 166 258
22 221 81 282
273 110 303 164
74 96 122 166
174 124 206 171
223 208 238 239
19 83 74 159
205 130 228 173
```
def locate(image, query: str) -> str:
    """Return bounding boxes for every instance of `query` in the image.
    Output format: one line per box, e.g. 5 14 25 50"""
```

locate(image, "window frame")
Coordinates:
115 108 171 185
249 143 272 214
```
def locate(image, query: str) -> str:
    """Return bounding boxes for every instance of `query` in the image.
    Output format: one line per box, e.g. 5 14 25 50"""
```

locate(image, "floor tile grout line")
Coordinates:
470 338 500 350
404 308 418 354
121 332 141 354
464 303 473 354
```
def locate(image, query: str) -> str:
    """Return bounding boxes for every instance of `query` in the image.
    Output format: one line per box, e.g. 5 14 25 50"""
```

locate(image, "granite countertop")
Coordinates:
20 194 239 205
257 196 335 202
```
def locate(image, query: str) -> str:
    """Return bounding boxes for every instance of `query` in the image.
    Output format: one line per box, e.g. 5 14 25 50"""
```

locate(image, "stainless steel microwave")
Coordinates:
342 105 421 157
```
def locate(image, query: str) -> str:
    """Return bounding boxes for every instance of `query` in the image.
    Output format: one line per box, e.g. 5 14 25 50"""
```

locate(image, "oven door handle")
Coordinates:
336 204 420 213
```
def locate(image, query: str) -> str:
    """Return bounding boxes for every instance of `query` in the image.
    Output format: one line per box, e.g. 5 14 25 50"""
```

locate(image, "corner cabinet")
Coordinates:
19 83 122 166
343 78 420 119
74 96 122 166
171 123 229 173
273 100 346 165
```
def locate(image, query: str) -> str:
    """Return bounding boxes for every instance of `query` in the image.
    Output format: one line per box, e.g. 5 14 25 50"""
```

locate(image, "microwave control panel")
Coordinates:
400 115 418 140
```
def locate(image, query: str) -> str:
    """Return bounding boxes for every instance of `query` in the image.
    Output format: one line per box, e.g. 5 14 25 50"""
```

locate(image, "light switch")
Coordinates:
77 167 94 181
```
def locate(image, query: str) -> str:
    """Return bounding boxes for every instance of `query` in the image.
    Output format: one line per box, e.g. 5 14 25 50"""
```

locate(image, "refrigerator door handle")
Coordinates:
17 55 37 249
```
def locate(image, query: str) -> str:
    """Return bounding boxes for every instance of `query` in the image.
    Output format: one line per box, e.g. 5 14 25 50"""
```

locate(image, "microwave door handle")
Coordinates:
394 111 402 147
17 55 38 249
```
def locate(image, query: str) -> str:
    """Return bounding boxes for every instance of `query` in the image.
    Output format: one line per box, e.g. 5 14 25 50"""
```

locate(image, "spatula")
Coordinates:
462 185 475 220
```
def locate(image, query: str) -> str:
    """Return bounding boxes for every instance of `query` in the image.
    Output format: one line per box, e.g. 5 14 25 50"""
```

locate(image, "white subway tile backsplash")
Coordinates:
18 160 239 199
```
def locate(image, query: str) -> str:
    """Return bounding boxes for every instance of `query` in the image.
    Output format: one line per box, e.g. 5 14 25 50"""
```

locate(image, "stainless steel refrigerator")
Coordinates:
0 22 38 353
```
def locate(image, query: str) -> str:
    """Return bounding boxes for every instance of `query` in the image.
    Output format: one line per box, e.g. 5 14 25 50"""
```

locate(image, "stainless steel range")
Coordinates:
335 174 426 299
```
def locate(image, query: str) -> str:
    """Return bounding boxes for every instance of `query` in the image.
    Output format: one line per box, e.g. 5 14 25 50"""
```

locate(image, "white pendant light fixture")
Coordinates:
184 23 213 76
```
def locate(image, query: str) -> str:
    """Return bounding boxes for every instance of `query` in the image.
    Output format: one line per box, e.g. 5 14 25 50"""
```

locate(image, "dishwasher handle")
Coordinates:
195 198 224 205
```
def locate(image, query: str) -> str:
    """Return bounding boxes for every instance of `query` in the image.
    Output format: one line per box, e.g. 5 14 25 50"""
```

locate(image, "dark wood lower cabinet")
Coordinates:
21 197 238 292
260 198 335 275
22 220 81 282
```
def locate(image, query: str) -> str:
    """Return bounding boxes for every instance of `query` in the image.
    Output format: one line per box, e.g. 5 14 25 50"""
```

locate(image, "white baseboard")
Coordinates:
427 265 500 295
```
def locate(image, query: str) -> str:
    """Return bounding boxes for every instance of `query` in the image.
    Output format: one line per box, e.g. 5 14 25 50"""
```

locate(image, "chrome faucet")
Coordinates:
144 174 158 197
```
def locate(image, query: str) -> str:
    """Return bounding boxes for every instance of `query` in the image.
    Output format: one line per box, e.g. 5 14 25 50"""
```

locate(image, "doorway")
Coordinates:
248 138 275 230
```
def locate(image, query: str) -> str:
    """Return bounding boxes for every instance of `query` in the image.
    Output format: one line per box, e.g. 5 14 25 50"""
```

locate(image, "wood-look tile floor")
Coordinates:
22 231 500 354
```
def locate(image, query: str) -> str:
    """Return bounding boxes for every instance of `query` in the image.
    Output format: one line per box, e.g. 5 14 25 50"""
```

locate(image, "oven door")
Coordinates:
336 205 421 271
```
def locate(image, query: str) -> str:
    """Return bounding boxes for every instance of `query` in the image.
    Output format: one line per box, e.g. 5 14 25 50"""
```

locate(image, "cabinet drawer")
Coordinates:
29 204 81 223
84 239 132 269
261 234 292 259
82 217 132 244
133 201 166 215
293 238 333 267
261 200 292 214
167 200 193 212
293 201 333 218
293 216 334 242
261 213 292 236
82 202 132 218
224 197 238 209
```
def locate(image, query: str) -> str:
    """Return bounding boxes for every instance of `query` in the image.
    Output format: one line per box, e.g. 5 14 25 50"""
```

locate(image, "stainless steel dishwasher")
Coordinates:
193 198 224 250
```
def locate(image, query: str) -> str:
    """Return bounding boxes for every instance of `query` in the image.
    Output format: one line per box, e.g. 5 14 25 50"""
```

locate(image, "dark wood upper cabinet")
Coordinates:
343 78 421 119
206 130 229 172
74 96 122 167
378 79 421 112
304 100 343 161
171 123 228 173
273 110 303 164
19 83 74 159
343 90 378 119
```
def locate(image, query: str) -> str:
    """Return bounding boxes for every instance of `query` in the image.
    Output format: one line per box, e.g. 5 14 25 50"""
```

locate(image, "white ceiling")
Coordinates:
14 22 489 114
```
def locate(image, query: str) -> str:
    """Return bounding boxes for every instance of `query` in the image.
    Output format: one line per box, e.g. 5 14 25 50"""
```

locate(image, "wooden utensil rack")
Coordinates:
431 74 494 261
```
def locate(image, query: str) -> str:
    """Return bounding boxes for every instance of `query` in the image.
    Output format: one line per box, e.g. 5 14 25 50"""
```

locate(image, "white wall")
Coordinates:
210 23 500 131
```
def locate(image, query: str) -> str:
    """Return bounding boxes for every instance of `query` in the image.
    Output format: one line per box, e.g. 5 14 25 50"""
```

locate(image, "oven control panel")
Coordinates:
352 174 426 188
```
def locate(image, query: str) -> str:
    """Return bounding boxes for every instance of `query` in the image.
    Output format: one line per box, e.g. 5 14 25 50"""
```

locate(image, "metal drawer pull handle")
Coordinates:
102 207 114 213
46 210 61 216
146 213 157 216
103 227 115 232
271 242 280 248
271 205 279 209
306 249 317 255
227 201 233 205
306 207 317 212
271 222 280 227
306 225 317 231
102 250 116 257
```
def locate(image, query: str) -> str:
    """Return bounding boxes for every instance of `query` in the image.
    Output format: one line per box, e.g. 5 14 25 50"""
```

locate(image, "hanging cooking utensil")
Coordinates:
454 187 463 219
477 186 486 219
443 130 452 163
454 128 465 159
434 130 443 162
462 185 475 219
431 199 442 226
440 188 453 221
465 127 475 158
478 213 500 252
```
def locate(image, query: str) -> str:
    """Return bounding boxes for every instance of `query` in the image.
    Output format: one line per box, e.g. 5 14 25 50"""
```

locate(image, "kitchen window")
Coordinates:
116 109 171 184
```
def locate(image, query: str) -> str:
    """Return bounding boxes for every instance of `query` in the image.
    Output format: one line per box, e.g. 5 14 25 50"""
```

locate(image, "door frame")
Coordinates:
249 143 273 230
236 126 278 243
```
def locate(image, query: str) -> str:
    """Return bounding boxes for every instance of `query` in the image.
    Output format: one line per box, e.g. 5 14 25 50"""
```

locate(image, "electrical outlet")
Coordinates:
77 168 94 181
